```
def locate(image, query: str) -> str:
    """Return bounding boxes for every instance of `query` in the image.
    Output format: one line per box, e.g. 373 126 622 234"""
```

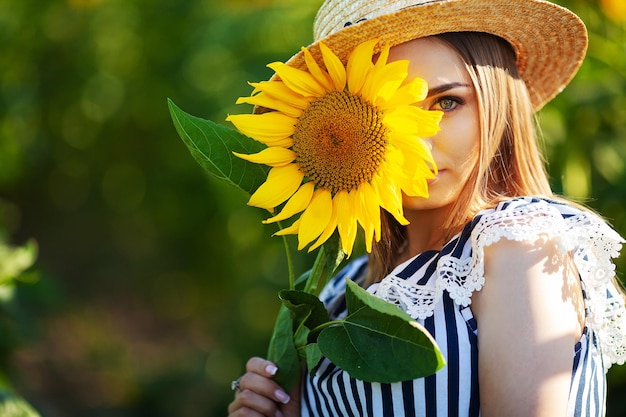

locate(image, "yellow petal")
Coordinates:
361 43 406 103
308 199 338 252
401 175 429 198
226 113 296 146
297 189 333 250
357 182 382 248
383 105 442 138
267 62 326 97
233 147 296 167
368 61 408 106
250 81 311 109
319 42 346 91
380 77 429 109
248 165 304 210
372 171 409 226
236 93 302 118
382 145 433 198
347 38 378 95
273 218 300 236
388 131 437 172
302 46 334 92
334 190 358 256
375 42 390 66
262 181 314 224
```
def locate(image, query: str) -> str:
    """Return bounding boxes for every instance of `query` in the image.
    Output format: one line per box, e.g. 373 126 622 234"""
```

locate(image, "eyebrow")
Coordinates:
426 82 472 98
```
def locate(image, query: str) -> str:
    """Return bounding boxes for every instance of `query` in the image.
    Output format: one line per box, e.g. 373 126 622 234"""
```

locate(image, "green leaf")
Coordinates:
167 98 269 196
279 290 329 331
266 305 300 391
299 343 322 374
317 279 445 383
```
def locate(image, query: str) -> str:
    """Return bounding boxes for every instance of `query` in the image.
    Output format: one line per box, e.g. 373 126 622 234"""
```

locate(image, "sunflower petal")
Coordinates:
302 46 334 92
226 113 296 146
250 81 311 109
380 77 429 109
347 38 378 95
233 147 296 167
268 62 326 97
297 189 333 250
236 93 302 118
369 61 409 106
308 199 338 252
388 131 437 172
383 105 442 138
319 42 346 91
358 182 382 249
334 190 358 256
372 171 409 226
273 218 300 236
248 165 304 210
262 181 314 223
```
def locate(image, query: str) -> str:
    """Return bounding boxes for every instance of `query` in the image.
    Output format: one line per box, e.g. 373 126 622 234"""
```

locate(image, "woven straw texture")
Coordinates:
283 0 587 110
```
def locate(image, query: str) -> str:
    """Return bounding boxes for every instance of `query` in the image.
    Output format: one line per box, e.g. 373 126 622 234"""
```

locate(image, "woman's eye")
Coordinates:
432 97 462 111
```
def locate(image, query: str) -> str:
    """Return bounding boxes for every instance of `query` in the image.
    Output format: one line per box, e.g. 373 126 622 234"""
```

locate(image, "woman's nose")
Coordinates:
422 137 434 151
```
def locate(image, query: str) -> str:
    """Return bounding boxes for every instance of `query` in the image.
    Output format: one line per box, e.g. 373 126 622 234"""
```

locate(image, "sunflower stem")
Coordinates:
278 221 295 290
303 246 326 295
308 319 343 340
303 233 345 296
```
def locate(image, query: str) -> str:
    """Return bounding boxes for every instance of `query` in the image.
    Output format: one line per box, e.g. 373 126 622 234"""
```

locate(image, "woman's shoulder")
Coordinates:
466 196 624 294
469 196 626 368
469 196 623 248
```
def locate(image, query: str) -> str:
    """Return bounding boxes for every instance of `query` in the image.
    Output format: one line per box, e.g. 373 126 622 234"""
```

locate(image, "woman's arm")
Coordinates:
472 236 584 417
227 357 301 417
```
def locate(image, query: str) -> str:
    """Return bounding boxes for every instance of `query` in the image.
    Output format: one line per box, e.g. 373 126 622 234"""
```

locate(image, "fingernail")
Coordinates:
265 363 278 376
275 389 290 404
275 411 284 417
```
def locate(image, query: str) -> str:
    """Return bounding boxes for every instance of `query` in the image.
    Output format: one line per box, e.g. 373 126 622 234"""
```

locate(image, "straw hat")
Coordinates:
283 0 588 110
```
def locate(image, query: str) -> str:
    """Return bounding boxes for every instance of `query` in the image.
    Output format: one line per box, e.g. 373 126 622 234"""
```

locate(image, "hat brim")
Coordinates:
282 0 587 110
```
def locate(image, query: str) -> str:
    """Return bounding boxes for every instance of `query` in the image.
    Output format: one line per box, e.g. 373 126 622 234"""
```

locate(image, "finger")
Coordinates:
228 388 280 417
240 371 291 405
246 357 279 377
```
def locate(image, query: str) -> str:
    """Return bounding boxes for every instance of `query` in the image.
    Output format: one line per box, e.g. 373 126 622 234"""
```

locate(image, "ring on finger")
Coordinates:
231 377 242 393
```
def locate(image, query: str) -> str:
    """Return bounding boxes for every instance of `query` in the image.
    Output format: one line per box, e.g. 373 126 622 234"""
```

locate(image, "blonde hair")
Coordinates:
368 32 554 284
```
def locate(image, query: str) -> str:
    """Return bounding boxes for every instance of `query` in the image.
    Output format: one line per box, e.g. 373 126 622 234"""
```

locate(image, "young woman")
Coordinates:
227 1 626 416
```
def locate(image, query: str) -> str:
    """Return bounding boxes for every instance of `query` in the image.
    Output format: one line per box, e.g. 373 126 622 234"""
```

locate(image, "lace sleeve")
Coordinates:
467 199 626 368
371 198 626 368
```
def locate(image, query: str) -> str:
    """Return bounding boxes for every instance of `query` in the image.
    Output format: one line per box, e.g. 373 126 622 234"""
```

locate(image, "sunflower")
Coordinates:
226 39 442 256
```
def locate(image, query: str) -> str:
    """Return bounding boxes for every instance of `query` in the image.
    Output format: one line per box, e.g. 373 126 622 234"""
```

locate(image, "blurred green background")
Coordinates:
1 0 625 416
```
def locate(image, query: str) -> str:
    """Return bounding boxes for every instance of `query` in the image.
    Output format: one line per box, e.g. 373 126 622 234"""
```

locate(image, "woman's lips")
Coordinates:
427 169 446 184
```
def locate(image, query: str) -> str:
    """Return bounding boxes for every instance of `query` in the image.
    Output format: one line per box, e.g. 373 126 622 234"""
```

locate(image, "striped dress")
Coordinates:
301 197 626 417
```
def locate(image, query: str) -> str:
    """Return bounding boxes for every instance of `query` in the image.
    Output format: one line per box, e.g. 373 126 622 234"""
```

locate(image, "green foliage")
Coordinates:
168 99 269 196
265 305 300 390
0 216 40 415
318 280 445 383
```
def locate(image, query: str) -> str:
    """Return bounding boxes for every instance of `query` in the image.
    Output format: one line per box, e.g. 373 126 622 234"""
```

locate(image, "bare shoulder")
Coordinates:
472 236 585 416
472 236 584 336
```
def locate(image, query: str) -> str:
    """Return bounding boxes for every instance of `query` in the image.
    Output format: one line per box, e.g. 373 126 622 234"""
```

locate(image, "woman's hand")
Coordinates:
227 357 301 417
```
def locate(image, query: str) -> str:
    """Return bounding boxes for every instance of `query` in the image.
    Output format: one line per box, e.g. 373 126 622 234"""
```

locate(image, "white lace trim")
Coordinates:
372 199 626 368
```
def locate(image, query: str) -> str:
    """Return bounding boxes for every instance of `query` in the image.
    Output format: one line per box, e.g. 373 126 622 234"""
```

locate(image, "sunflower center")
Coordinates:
292 91 388 194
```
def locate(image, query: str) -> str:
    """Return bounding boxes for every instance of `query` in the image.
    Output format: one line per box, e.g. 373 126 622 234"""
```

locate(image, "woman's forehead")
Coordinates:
388 37 471 88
